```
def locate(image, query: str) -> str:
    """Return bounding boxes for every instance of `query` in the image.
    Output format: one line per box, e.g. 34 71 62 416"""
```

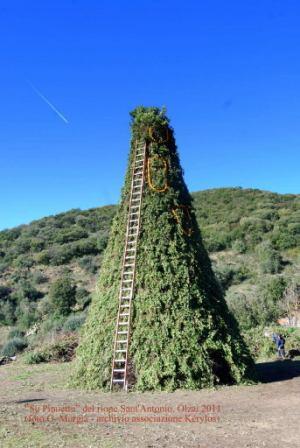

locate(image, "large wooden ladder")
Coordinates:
110 140 147 391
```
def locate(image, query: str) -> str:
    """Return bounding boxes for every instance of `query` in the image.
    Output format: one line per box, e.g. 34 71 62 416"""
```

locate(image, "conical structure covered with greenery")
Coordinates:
71 107 254 391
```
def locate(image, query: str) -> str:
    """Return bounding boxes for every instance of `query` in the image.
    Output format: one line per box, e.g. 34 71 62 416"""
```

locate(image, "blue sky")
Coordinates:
0 1 299 230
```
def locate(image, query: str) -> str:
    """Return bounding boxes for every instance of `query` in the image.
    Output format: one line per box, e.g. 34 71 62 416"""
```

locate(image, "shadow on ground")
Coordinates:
256 360 300 383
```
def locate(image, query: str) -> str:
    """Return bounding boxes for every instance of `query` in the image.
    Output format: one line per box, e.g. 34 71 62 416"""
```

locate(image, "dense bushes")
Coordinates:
24 334 78 364
227 276 289 330
0 206 115 270
1 336 27 357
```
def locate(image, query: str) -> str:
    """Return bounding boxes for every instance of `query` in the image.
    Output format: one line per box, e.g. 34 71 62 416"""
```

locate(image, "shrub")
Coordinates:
214 263 249 292
24 351 46 364
8 327 25 339
63 313 86 332
39 315 67 335
14 255 35 270
253 277 287 326
48 276 77 316
32 271 48 285
231 239 246 254
242 327 275 360
78 255 99 274
97 234 109 252
75 288 91 309
226 290 258 330
0 286 12 300
0 300 16 325
36 250 51 265
1 337 27 357
24 334 78 364
54 228 88 244
256 241 282 274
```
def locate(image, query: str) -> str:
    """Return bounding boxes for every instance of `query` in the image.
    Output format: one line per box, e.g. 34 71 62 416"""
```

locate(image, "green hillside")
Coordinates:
0 187 299 361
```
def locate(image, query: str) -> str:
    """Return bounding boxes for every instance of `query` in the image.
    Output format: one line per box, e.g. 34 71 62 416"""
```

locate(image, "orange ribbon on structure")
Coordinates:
147 155 169 193
172 205 194 236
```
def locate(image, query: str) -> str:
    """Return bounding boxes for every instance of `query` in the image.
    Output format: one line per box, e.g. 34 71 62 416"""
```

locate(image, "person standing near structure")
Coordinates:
272 333 285 359
277 334 286 359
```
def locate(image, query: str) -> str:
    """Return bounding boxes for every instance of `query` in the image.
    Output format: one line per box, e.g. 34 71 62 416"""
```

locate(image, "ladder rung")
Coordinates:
111 143 146 390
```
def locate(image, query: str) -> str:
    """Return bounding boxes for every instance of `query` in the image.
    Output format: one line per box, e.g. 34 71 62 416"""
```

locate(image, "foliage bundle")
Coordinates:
72 107 254 391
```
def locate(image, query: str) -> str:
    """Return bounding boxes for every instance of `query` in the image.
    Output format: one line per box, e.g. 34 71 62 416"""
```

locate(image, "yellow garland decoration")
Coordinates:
147 155 169 193
171 205 194 236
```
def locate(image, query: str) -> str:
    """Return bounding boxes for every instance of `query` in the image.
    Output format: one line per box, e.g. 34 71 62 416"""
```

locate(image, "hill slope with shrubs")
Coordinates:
0 188 299 360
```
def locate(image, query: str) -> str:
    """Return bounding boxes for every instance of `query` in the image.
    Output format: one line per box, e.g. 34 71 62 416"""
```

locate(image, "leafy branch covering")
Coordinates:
71 107 254 391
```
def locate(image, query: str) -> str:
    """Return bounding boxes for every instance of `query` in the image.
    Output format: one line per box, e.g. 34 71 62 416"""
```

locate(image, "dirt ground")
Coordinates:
0 357 300 448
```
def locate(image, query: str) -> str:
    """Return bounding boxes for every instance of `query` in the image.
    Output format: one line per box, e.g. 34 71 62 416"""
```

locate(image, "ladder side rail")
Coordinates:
110 141 146 390
123 142 147 390
110 141 140 390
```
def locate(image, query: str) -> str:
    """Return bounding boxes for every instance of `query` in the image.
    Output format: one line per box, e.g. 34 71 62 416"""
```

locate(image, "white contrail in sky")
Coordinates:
27 80 69 124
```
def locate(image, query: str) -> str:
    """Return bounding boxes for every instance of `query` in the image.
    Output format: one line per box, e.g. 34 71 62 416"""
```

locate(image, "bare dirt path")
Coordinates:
0 358 300 448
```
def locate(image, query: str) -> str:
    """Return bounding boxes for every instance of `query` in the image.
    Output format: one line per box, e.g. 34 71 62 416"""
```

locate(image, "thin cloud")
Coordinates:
27 80 69 124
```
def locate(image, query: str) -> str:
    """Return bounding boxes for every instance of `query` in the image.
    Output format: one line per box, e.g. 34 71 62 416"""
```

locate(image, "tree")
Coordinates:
48 276 76 316
256 241 282 274
69 108 254 390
